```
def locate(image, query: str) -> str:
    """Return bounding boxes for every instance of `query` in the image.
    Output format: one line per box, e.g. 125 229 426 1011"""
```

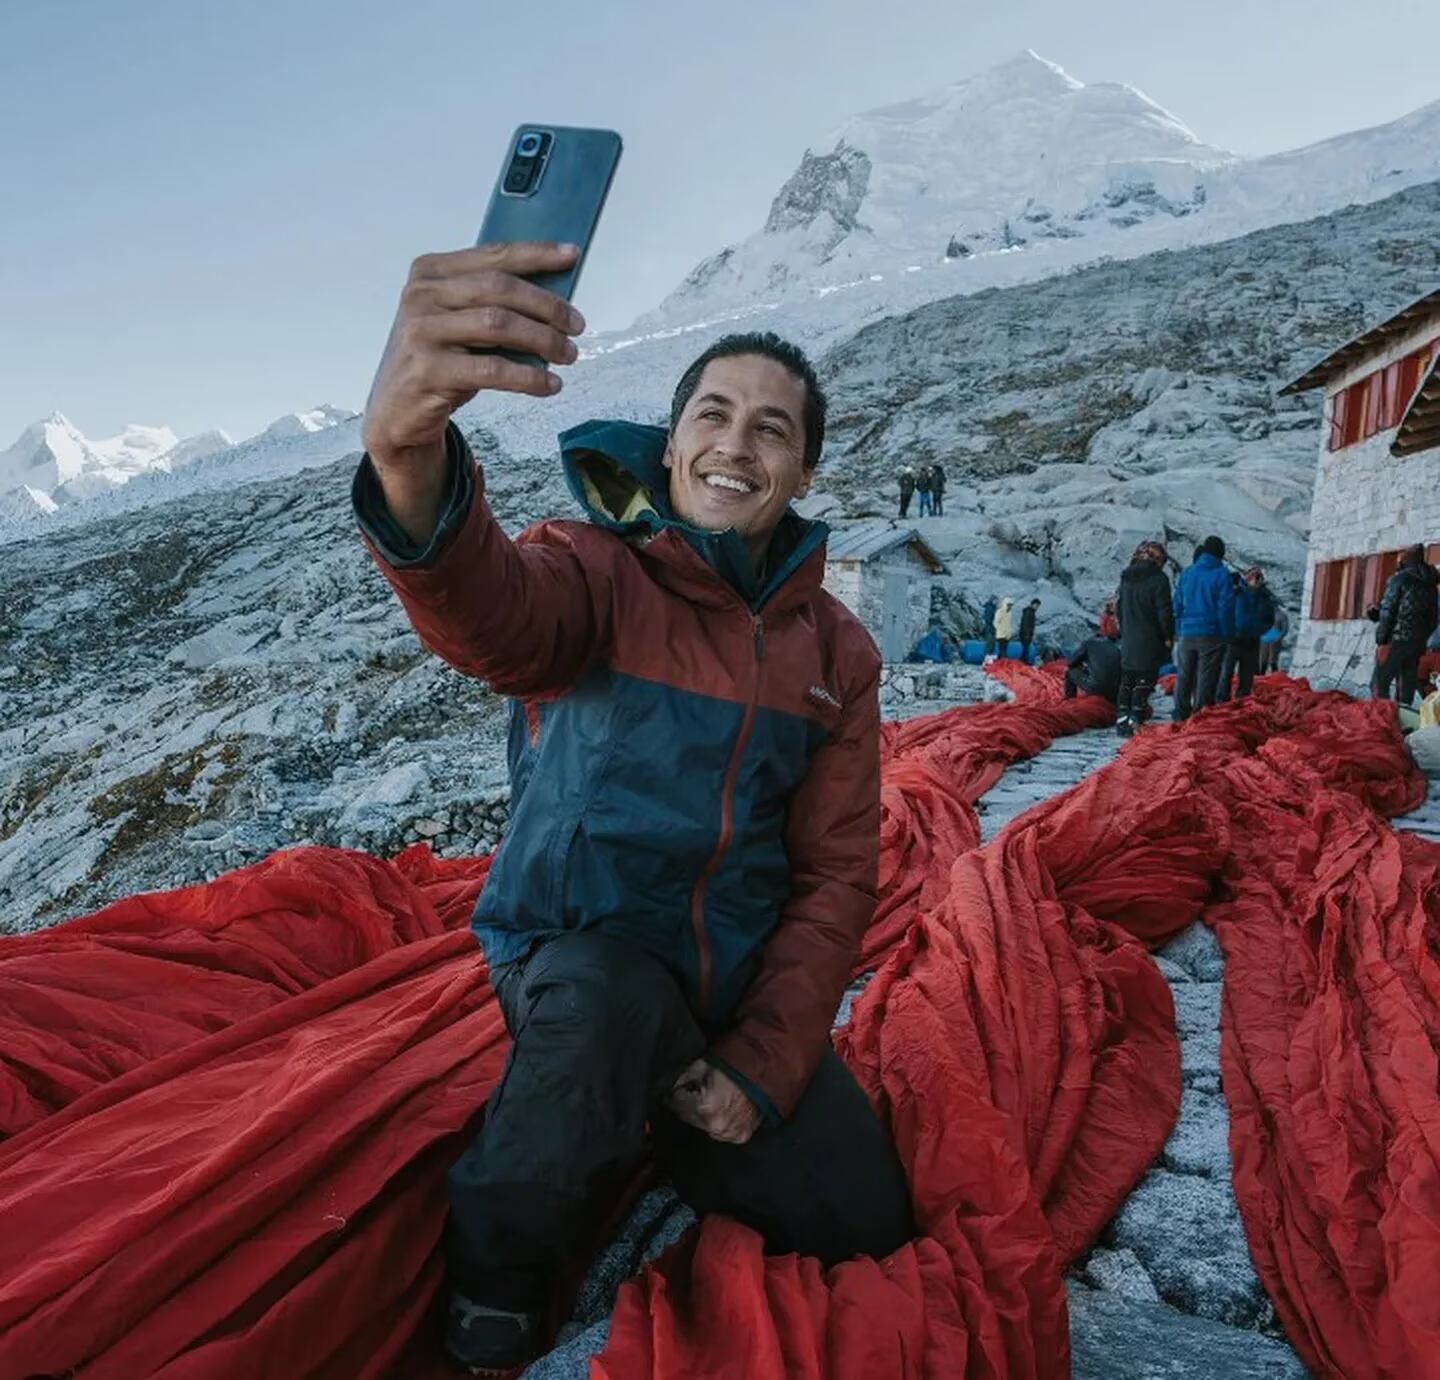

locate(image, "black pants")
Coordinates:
1214 638 1261 702
1374 640 1424 706
1118 665 1160 722
932 492 944 516
1174 636 1227 720
899 493 912 518
446 932 914 1313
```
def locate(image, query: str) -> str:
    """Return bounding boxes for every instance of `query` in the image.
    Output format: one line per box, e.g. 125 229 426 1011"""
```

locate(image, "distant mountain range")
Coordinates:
0 405 356 520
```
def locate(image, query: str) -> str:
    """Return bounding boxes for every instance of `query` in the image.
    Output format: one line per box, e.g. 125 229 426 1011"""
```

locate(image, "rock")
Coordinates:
1067 1283 1306 1379
1112 1170 1268 1327
1157 922 1226 982
1161 1086 1232 1180
339 762 430 822
1170 982 1222 1084
412 817 446 838
166 611 278 670
1082 1247 1160 1303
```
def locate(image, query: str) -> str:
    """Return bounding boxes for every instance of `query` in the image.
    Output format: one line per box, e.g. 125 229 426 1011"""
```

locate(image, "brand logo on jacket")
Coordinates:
806 684 842 709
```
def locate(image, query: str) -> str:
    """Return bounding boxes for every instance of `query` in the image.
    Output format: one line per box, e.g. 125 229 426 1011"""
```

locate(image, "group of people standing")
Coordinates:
897 463 946 518
980 594 1043 661
1065 535 1282 735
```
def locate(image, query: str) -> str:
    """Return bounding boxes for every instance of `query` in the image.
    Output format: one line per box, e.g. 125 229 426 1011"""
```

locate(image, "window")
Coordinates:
1326 337 1440 451
1310 543 1436 621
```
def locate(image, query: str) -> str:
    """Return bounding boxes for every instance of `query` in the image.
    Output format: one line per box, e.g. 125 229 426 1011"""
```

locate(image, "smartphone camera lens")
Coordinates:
517 132 543 157
505 167 530 193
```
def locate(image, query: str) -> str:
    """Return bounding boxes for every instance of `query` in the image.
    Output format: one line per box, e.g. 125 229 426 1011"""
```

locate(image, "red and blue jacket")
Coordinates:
353 420 881 1116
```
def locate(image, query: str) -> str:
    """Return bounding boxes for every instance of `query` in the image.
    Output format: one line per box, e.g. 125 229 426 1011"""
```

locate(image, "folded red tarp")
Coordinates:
1 680 1432 1380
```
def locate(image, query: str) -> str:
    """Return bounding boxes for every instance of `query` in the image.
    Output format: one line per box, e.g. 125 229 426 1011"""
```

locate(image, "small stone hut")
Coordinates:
1281 287 1440 691
823 521 947 662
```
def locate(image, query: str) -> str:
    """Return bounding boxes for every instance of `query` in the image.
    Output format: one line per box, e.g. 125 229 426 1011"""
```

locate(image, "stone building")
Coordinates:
1282 288 1440 691
823 521 947 662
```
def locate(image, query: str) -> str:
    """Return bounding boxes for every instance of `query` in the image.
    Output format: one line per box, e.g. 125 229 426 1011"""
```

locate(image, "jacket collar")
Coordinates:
558 419 828 614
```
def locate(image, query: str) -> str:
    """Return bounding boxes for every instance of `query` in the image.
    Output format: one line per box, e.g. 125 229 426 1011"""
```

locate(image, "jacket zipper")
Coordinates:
688 615 765 1011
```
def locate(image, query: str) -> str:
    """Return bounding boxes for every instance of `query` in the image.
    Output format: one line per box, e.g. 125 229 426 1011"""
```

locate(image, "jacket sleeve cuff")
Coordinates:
351 421 475 569
707 1054 782 1127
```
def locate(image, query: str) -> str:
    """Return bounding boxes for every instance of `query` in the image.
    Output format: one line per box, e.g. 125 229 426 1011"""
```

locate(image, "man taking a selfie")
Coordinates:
355 241 913 1374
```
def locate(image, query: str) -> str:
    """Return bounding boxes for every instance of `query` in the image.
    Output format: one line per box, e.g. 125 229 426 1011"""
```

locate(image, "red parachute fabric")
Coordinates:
862 661 1111 972
1201 691 1439 1379
1 678 1434 1380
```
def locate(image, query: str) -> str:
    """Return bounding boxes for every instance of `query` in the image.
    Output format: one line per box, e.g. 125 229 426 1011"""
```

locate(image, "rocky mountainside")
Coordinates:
0 421 560 935
805 178 1440 640
641 50 1440 329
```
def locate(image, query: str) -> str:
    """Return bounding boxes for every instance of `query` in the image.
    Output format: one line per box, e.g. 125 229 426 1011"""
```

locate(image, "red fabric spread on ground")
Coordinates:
0 676 1434 1380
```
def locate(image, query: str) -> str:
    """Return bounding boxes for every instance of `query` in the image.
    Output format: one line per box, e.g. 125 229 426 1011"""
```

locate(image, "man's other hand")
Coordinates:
360 243 586 544
667 1059 761 1145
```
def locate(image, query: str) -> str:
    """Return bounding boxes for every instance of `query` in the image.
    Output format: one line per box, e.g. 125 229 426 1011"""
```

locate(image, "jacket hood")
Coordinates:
1399 561 1440 589
558 419 828 611
1121 560 1165 584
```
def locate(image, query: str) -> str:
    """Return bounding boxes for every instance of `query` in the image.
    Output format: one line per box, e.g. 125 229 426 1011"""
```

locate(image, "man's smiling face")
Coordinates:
663 354 814 561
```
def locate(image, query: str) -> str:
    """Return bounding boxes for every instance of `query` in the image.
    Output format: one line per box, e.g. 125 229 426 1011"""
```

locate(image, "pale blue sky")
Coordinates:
3 0 1438 444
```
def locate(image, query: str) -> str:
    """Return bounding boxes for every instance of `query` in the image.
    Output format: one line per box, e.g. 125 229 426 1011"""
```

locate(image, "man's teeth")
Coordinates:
704 474 755 493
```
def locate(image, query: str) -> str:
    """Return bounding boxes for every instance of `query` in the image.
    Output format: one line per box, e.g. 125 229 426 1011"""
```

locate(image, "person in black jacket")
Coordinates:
930 463 947 517
897 465 916 518
1115 541 1174 736
1019 599 1041 661
916 465 933 517
1064 637 1122 703
1375 545 1440 705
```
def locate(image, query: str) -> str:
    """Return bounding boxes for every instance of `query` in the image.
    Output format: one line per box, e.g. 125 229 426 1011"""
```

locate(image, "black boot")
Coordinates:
1115 680 1135 737
1131 683 1154 731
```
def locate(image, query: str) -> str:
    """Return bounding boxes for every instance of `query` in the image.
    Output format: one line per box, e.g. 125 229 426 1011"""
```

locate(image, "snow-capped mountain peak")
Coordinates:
637 49 1440 329
89 422 181 472
261 404 358 441
0 413 95 494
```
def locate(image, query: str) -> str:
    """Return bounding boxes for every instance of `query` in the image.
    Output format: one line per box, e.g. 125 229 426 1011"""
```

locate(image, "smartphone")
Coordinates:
476 124 622 364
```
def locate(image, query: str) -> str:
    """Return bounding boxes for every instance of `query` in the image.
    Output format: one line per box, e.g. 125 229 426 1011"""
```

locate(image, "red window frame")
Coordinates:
1326 336 1440 452
1310 544 1435 621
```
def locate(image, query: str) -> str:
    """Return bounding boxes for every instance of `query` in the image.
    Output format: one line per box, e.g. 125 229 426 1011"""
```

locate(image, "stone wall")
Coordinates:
825 548 934 658
1293 316 1440 693
879 662 996 715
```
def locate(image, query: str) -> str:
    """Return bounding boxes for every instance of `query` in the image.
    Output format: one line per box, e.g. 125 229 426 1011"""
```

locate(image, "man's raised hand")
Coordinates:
667 1058 762 1146
360 243 586 544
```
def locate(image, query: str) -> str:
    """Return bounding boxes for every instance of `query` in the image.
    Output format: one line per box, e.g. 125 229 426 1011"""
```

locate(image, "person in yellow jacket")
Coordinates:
993 596 1016 649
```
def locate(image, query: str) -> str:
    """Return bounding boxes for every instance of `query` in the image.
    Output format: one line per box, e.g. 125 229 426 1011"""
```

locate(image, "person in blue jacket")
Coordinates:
1215 566 1276 702
1172 534 1236 721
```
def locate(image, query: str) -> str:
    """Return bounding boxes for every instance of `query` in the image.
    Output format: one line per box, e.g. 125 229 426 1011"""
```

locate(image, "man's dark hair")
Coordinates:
1402 543 1427 567
669 332 827 469
1201 534 1226 559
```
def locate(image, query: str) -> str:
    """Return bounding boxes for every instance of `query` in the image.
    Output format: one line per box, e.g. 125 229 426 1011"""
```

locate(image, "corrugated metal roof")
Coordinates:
825 520 946 572
1392 354 1440 458
1280 286 1440 395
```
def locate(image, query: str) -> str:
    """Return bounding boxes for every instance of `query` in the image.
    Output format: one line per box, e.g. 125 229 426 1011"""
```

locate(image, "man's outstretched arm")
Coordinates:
710 636 883 1118
355 243 606 697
